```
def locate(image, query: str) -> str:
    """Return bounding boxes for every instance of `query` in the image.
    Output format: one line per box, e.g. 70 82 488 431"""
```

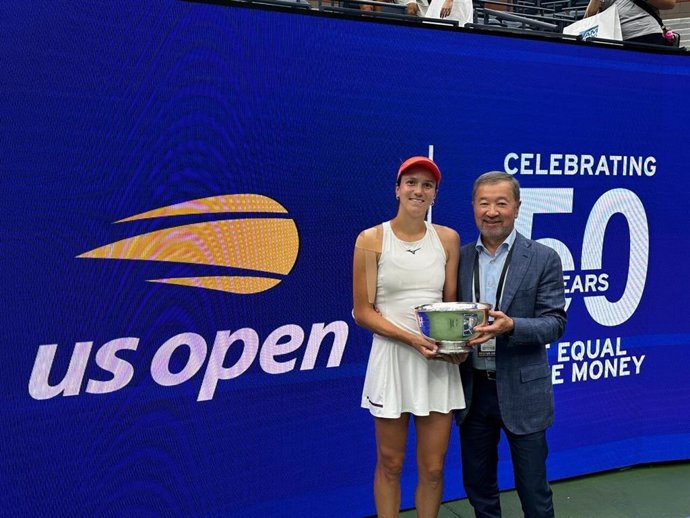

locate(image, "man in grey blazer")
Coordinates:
455 172 567 518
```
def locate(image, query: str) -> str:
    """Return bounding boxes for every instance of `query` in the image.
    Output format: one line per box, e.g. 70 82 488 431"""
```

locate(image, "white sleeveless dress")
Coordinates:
361 221 465 418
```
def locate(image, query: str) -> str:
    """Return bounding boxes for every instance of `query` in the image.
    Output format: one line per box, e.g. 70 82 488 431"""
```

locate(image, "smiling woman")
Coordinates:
396 170 438 220
352 156 466 518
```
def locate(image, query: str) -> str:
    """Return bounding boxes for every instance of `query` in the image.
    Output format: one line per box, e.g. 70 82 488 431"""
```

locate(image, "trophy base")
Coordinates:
437 341 473 354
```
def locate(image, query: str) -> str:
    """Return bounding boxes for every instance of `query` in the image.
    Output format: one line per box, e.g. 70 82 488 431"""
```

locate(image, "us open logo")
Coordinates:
28 195 348 402
78 194 299 294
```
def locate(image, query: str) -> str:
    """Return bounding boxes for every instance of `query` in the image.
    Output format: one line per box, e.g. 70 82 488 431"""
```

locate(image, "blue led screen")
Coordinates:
2 1 690 516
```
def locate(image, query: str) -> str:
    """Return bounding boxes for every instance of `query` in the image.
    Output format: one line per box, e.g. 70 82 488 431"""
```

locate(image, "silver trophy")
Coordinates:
414 302 491 354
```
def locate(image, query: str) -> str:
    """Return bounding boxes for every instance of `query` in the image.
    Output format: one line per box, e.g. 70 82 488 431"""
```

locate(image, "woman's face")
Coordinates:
396 168 437 214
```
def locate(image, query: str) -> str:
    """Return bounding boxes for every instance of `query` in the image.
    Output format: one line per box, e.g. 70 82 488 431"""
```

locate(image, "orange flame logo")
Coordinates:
78 194 299 294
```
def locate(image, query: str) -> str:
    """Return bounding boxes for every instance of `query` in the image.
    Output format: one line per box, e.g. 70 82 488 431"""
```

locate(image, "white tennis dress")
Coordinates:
361 221 465 418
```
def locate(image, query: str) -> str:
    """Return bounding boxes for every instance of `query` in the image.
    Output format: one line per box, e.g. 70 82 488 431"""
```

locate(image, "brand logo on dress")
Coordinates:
406 247 422 255
78 194 299 294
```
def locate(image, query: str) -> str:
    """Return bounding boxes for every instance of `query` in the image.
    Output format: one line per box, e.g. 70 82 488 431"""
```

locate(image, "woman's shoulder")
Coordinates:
357 223 384 239
431 223 460 244
355 223 384 250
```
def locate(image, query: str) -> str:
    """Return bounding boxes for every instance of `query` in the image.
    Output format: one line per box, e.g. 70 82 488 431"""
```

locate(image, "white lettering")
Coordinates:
151 333 207 387
595 155 610 176
572 362 587 382
583 189 648 326
261 324 304 374
29 342 93 400
581 154 594 175
564 154 578 175
504 152 519 174
301 321 349 369
535 153 548 175
198 328 259 401
30 320 351 402
632 354 645 373
503 153 657 177
549 154 563 175
86 337 138 394
521 153 534 175
571 340 585 361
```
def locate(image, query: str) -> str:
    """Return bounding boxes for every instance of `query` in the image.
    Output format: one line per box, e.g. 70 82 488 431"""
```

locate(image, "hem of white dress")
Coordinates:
360 402 466 419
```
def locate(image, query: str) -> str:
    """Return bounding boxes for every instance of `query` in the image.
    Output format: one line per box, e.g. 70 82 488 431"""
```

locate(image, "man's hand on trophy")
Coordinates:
468 310 515 345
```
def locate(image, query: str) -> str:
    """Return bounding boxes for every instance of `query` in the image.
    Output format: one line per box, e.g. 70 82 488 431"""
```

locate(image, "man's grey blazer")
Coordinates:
455 232 567 435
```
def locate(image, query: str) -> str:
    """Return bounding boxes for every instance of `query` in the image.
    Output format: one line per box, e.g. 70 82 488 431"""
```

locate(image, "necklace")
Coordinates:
395 234 425 255
390 221 426 255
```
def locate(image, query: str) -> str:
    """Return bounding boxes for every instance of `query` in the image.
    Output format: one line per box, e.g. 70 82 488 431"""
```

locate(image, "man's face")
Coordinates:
473 181 520 246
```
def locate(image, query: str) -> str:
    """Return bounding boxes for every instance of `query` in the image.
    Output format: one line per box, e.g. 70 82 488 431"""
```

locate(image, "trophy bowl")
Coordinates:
414 302 492 354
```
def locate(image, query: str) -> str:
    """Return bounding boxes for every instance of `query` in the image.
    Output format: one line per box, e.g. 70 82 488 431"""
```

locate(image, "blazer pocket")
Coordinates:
520 363 551 383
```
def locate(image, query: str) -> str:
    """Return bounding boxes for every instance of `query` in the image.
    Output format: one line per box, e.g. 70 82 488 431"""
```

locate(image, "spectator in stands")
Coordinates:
426 0 471 21
353 156 467 518
359 0 433 16
584 0 677 45
439 0 454 17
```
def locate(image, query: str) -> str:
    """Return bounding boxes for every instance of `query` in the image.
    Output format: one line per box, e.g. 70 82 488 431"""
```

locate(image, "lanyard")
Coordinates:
473 244 514 310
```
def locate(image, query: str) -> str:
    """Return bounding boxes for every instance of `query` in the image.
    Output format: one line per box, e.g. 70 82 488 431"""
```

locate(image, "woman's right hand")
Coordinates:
408 335 439 358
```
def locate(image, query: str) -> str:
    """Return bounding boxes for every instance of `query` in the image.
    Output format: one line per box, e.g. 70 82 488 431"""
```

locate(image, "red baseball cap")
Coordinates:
397 156 441 185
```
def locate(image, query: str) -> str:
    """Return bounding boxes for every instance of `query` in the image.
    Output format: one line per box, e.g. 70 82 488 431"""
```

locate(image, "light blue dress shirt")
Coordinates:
471 228 517 371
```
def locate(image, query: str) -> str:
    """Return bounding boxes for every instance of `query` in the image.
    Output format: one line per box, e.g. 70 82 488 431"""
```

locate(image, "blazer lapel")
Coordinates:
498 233 533 312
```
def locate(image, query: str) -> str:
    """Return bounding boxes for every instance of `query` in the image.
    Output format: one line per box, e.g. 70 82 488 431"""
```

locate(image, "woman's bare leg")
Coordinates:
413 412 453 518
374 414 410 518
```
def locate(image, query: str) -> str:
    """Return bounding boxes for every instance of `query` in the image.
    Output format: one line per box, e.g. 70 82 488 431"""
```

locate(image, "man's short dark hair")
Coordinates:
472 171 521 203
